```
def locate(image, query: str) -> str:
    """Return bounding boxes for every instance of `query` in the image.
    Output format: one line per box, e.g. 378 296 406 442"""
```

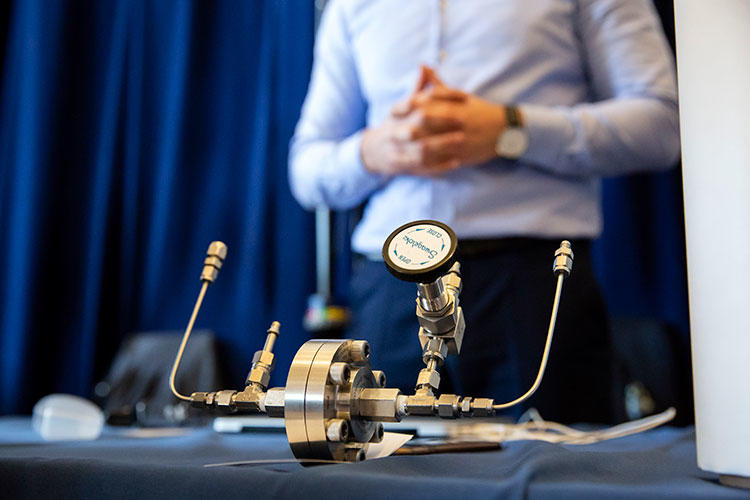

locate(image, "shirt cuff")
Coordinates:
518 103 577 176
330 130 388 204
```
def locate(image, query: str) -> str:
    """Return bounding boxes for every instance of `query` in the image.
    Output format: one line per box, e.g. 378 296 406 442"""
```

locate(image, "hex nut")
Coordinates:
460 397 473 415
437 394 461 418
200 267 219 283
357 388 403 422
421 337 448 365
417 301 458 335
252 350 276 369
470 398 495 417
553 242 574 276
215 390 237 410
204 392 216 406
190 392 208 408
247 366 271 388
416 368 440 391
264 387 285 417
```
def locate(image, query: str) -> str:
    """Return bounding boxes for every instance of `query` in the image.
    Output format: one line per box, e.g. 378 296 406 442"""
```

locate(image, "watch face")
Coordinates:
496 128 529 159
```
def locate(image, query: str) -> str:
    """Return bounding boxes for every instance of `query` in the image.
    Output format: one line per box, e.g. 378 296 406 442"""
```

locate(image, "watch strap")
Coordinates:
505 105 522 128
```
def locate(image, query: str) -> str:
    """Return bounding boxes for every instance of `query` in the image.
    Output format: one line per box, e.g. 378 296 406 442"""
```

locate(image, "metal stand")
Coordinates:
719 475 750 489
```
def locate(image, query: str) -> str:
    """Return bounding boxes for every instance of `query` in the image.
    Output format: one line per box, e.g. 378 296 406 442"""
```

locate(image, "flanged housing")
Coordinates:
284 339 384 462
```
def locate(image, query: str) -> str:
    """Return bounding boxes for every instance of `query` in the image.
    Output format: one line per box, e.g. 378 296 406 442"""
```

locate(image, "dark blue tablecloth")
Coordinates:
0 417 747 499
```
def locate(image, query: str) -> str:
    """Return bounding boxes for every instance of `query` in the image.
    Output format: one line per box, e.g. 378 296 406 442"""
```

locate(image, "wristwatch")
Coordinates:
495 105 529 159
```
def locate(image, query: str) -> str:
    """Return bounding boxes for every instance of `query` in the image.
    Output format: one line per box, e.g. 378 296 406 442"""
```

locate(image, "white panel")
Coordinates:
675 0 750 477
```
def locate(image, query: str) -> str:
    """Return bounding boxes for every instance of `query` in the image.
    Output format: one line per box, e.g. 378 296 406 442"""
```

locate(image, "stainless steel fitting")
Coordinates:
246 322 280 391
420 338 448 366
417 308 465 356
263 387 285 417
553 240 574 276
405 392 437 416
417 278 450 312
357 388 404 422
416 368 441 392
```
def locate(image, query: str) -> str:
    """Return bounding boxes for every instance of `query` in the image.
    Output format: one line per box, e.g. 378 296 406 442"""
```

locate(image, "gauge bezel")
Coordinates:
381 219 458 283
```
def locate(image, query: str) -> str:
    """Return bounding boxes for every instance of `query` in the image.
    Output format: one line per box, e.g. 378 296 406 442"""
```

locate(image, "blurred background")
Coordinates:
0 0 690 422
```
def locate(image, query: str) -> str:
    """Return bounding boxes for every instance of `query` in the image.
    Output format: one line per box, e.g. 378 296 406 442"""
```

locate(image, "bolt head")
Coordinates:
326 419 350 442
349 340 370 363
329 362 351 385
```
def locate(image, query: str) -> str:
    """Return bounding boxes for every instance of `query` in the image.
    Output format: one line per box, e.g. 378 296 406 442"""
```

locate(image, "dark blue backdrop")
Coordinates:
0 0 316 414
0 0 688 416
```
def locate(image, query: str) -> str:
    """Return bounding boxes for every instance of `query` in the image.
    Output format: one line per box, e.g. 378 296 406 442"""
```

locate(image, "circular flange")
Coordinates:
284 339 377 462
284 341 327 459
382 220 457 283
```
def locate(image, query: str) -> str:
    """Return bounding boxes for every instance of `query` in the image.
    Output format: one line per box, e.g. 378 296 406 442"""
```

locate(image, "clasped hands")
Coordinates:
361 65 507 176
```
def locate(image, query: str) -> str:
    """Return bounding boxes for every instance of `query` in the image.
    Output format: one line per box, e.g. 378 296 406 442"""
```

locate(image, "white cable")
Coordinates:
169 281 209 401
493 273 564 410
450 407 677 445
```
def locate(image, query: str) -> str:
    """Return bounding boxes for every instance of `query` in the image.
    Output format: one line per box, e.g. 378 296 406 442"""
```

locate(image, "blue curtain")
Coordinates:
593 173 689 335
0 0 316 414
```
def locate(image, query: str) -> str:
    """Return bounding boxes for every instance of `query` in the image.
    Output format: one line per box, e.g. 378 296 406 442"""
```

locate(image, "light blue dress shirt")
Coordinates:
289 0 680 255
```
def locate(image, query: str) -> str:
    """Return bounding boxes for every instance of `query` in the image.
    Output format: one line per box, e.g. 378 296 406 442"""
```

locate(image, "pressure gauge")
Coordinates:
382 220 457 283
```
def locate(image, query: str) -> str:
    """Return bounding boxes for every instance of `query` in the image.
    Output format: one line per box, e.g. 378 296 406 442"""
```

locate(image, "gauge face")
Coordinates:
386 223 451 270
382 220 457 283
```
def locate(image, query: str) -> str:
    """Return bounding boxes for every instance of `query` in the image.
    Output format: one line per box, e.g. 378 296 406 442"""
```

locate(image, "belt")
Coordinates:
457 237 591 258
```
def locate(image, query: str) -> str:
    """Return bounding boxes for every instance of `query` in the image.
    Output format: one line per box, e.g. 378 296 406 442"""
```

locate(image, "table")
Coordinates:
0 417 747 499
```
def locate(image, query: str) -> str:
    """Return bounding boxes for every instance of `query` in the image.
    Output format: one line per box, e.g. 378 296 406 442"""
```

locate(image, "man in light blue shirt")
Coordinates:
289 0 679 422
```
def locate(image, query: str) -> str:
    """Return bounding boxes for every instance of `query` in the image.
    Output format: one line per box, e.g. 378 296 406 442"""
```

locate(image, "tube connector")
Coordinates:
246 321 281 391
189 390 239 412
201 241 227 283
553 240 574 277
189 387 266 413
442 262 462 298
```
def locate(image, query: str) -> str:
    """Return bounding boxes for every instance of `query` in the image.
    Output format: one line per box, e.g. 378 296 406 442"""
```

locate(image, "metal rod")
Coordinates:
315 207 332 299
263 321 281 352
169 281 209 401
493 273 564 410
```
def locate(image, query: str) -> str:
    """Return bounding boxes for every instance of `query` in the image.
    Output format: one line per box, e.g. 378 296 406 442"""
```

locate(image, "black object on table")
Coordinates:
0 417 746 500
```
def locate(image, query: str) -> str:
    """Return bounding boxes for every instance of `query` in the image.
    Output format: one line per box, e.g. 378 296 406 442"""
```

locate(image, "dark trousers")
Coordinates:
349 239 616 424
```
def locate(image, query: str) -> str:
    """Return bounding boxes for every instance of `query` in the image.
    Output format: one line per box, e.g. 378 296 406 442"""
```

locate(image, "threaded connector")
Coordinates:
553 240 574 277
